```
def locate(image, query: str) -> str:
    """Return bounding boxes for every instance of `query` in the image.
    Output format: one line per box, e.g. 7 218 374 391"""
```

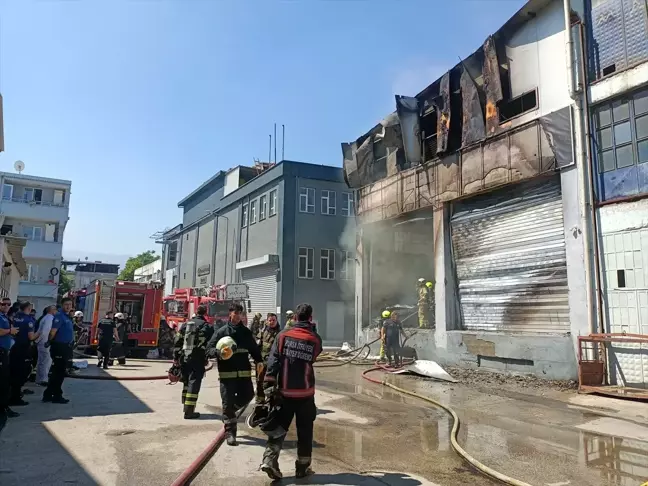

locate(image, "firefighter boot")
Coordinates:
183 405 200 420
295 457 314 478
260 443 283 480
226 420 238 446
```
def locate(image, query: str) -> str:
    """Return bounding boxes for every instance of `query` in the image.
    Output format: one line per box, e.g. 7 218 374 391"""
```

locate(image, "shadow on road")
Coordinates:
278 471 423 485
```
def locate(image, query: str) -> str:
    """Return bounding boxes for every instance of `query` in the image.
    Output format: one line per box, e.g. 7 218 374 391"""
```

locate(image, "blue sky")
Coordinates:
0 0 525 261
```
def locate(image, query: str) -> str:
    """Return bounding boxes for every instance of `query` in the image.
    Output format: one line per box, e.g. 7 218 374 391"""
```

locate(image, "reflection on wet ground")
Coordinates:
315 365 648 486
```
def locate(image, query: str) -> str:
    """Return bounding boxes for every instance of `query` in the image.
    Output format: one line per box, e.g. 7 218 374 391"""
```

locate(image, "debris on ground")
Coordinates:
444 365 578 393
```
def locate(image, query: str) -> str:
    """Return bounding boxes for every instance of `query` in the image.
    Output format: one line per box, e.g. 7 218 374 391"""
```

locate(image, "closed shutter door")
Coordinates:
242 264 277 319
451 177 569 333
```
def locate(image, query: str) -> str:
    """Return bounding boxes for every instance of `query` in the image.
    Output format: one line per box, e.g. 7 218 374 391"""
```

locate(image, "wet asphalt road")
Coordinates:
0 360 646 485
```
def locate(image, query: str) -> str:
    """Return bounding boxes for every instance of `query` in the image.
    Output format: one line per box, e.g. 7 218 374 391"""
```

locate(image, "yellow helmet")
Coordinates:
381 310 391 318
425 281 433 288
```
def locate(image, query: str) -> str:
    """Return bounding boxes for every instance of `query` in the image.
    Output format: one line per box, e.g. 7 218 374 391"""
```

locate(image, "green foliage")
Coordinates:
58 269 74 301
117 250 160 282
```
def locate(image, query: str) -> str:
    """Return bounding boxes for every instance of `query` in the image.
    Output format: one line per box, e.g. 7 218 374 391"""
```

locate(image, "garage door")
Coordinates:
451 177 569 333
242 264 277 320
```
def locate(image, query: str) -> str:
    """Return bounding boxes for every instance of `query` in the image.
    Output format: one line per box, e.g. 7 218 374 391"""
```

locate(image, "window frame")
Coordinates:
319 248 335 280
341 192 355 217
241 204 249 227
321 190 336 216
1 184 13 201
250 199 257 224
299 187 315 214
269 189 278 216
298 247 314 279
340 250 354 280
259 194 267 221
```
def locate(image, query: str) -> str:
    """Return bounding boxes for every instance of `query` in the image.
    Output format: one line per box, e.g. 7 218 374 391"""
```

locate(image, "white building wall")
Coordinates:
133 259 162 283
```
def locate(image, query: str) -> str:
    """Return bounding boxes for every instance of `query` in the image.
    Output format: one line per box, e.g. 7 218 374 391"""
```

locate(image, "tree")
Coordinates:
118 250 160 281
58 269 74 301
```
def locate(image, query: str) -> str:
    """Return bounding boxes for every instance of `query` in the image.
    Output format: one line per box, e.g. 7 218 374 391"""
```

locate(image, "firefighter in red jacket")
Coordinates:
259 303 322 481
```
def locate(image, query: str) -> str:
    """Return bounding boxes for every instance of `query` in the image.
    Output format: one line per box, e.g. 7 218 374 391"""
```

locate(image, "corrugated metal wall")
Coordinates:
242 265 277 320
451 177 569 333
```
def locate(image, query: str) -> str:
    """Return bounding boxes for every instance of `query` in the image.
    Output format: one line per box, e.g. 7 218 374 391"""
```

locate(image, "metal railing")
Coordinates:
1 196 68 208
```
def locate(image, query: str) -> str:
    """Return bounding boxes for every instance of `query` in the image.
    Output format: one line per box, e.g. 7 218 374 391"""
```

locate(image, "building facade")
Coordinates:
344 0 596 379
163 161 356 345
0 172 71 311
133 259 162 284
585 0 648 389
62 261 120 289
0 236 27 302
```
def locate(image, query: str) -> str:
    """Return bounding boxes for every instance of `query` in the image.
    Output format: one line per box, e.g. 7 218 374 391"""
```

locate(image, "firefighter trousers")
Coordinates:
98 341 113 369
418 305 429 328
255 364 267 404
220 378 254 433
181 360 205 412
263 396 317 466
9 345 32 402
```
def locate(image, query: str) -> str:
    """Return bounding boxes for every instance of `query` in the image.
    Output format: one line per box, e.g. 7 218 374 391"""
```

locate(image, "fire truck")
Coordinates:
80 279 164 356
163 283 250 329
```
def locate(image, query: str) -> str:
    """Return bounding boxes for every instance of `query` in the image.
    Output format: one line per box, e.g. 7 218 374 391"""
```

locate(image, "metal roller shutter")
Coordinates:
242 264 277 319
451 178 569 333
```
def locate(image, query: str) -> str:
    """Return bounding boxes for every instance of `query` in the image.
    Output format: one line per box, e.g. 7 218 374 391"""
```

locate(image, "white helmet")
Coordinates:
286 310 294 316
74 311 83 318
114 312 125 320
418 278 425 283
216 336 237 360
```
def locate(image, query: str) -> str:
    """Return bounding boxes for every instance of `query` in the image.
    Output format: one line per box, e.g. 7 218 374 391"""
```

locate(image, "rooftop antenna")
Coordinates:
13 160 24 174
273 123 277 164
282 124 285 161
268 134 272 164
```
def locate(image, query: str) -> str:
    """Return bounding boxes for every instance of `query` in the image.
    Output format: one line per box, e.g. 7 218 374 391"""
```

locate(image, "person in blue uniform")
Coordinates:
43 298 75 404
9 301 37 406
0 297 19 418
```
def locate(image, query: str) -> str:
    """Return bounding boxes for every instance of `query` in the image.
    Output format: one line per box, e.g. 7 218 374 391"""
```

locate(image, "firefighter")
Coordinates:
382 311 404 367
206 303 262 446
72 311 84 344
43 297 75 404
97 311 118 369
284 310 295 329
112 313 128 365
260 303 322 480
250 313 264 340
254 313 280 410
173 305 214 420
417 278 431 329
425 280 435 329
9 301 37 406
0 298 19 418
378 310 390 362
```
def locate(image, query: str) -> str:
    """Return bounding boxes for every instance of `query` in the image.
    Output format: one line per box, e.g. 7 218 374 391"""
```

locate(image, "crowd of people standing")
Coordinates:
0 297 78 422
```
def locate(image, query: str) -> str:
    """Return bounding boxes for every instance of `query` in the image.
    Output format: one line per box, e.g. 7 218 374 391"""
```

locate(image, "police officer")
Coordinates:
254 313 280 409
260 303 322 480
0 297 19 418
43 297 75 404
173 305 214 420
97 311 118 369
207 303 262 446
9 301 37 406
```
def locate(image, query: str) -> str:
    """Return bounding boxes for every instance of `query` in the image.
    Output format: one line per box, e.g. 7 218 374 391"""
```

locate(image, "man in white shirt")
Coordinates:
35 305 57 386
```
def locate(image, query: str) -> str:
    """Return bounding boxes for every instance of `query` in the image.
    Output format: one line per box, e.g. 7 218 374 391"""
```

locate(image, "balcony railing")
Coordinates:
2 196 68 208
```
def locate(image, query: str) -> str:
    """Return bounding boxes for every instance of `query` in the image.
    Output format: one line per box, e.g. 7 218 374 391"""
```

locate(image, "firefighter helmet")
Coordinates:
167 363 181 384
216 336 237 360
74 311 84 318
381 310 391 318
425 281 433 288
114 312 125 320
257 404 287 439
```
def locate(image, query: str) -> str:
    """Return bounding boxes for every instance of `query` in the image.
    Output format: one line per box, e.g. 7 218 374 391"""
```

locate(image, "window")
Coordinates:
298 247 314 279
22 264 37 282
595 90 648 174
340 251 354 280
269 189 277 216
498 89 538 122
22 226 43 241
321 190 336 215
259 195 267 221
320 249 335 280
341 192 355 217
241 204 249 227
2 184 13 201
23 188 42 203
250 200 257 224
53 189 65 206
299 187 315 213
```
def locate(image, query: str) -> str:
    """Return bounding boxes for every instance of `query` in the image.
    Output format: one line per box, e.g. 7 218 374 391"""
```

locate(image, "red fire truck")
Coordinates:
163 283 249 329
80 279 164 356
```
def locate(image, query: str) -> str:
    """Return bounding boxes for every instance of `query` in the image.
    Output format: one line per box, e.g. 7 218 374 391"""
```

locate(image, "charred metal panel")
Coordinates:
436 153 460 202
436 72 451 154
341 142 359 188
483 136 510 190
461 69 486 147
482 36 503 136
510 124 541 182
396 96 422 167
462 147 484 195
539 107 573 168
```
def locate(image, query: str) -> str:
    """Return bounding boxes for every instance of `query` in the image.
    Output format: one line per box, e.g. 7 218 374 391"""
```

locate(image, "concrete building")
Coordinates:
585 0 648 389
154 224 182 296
0 235 27 301
343 0 592 379
0 172 71 311
62 261 120 290
162 161 356 345
133 259 162 284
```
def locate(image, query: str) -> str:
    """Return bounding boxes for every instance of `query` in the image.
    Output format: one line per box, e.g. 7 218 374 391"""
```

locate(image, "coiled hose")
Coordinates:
362 366 534 486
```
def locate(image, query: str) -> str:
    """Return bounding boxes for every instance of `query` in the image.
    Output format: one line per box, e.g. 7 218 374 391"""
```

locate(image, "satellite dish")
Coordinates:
14 160 25 174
